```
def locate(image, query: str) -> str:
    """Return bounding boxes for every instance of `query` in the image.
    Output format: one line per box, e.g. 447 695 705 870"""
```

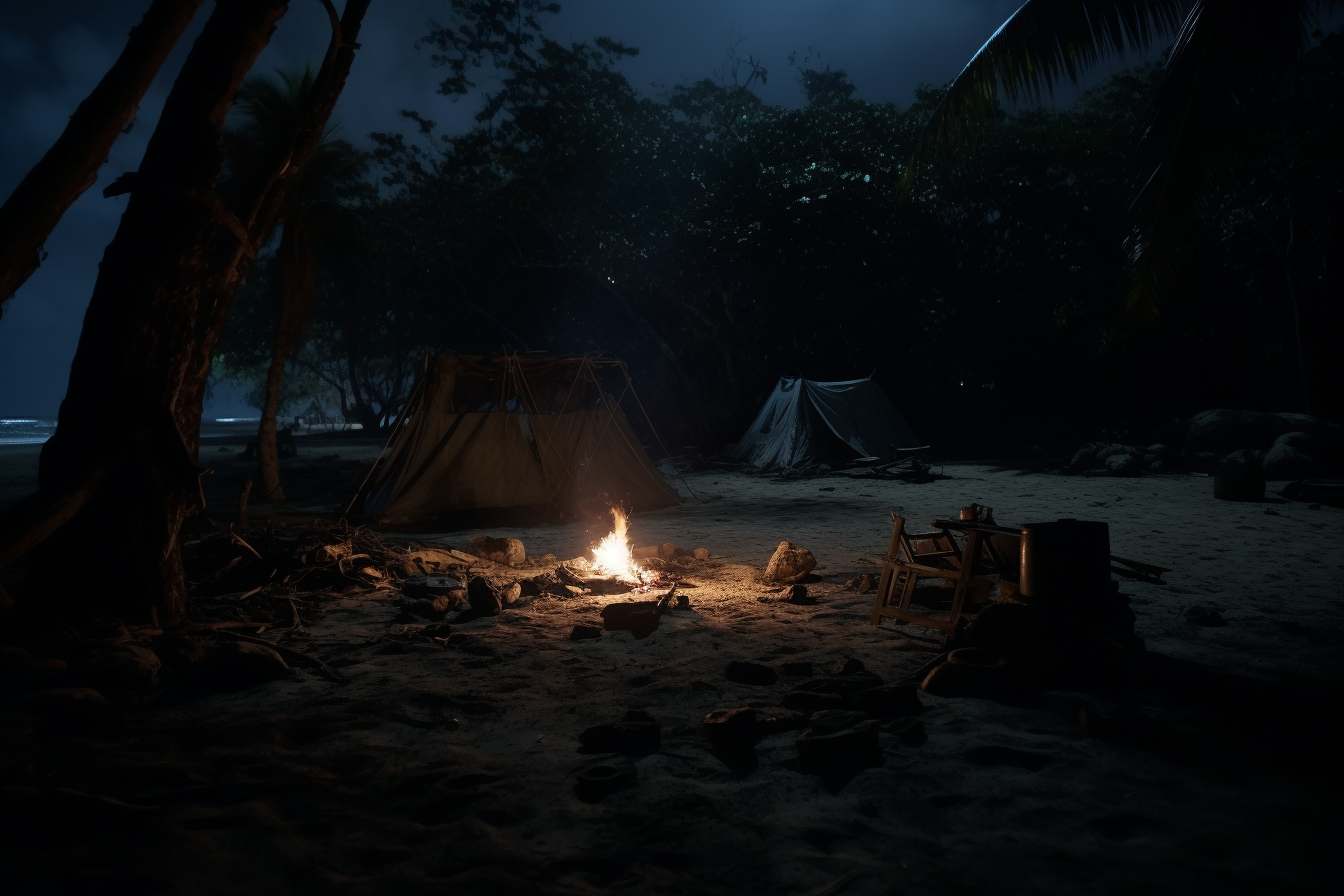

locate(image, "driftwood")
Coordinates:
211 629 347 684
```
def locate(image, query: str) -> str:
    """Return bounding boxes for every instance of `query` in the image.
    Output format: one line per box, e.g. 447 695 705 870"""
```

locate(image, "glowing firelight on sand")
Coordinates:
590 507 649 584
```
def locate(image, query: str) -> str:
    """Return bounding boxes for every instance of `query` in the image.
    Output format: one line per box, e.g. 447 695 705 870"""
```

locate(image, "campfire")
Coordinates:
589 507 656 586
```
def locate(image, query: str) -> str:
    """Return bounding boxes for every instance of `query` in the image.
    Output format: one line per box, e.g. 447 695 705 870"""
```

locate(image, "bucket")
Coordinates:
1019 519 1110 601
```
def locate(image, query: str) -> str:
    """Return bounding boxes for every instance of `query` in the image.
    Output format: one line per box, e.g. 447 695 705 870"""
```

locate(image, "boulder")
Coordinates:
692 547 711 561
1184 409 1344 458
569 624 602 640
0 645 67 685
466 536 526 567
1102 452 1141 477
702 707 759 747
1263 432 1326 480
83 644 161 687
1214 449 1265 501
783 584 813 604
1067 442 1107 474
466 576 503 616
763 541 816 583
659 543 679 560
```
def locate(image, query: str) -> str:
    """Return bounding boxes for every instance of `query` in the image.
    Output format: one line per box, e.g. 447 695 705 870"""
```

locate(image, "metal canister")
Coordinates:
1019 519 1111 602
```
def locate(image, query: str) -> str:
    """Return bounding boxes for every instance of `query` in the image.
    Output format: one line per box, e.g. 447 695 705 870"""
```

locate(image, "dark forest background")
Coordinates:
213 7 1344 454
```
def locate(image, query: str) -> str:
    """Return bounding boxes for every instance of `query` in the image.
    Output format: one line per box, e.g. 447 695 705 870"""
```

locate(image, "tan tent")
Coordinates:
352 355 682 523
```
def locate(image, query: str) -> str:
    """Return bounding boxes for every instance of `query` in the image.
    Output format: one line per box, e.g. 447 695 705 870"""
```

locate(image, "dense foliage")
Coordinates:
217 3 1342 449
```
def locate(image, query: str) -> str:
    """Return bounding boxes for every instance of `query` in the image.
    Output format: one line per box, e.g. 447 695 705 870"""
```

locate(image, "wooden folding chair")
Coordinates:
869 514 984 631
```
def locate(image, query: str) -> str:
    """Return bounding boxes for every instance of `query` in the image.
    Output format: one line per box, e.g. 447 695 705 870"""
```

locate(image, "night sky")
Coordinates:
0 0 1028 418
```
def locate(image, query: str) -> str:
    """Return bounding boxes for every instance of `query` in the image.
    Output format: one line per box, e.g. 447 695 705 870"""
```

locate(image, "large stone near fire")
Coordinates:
467 576 503 615
467 536 526 567
763 541 816 583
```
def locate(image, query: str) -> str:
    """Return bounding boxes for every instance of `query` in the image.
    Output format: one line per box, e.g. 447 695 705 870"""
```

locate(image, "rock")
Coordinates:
0 645 67 684
793 670 886 697
702 707 759 747
600 601 662 639
783 584 813 604
83 644 161 687
692 547 710 561
402 575 465 598
920 649 1009 698
570 624 602 640
889 716 927 745
578 711 660 755
832 657 867 676
1214 449 1265 501
500 582 523 606
204 641 291 687
781 690 845 713
658 542 678 560
467 576 503 615
1185 605 1227 627
1184 409 1344 458
796 710 881 773
575 761 637 802
1263 432 1326 480
466 536 526 567
1067 442 1106 473
763 541 816 583
724 660 777 685
403 592 462 620
848 683 924 718
6 687 110 730
1102 452 1141 477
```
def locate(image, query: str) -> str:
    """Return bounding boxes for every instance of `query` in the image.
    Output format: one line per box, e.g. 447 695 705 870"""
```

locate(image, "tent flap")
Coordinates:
360 355 681 523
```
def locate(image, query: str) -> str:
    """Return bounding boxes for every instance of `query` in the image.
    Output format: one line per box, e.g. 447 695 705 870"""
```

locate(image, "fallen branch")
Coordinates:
211 629 347 683
0 469 105 572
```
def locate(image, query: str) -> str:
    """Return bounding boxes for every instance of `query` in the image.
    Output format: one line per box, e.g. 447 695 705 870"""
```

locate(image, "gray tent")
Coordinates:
733 376 923 469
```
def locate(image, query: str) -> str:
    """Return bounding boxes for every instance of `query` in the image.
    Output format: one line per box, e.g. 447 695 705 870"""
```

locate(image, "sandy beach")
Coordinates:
2 445 1342 894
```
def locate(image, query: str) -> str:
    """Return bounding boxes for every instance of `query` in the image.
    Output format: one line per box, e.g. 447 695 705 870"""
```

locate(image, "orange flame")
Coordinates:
590 507 652 584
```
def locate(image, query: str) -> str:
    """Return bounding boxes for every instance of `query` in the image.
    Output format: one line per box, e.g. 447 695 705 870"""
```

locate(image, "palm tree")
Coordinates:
224 65 367 502
907 0 1330 323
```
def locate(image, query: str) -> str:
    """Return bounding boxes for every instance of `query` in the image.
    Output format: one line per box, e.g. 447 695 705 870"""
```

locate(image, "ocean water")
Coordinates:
0 418 270 445
0 418 57 445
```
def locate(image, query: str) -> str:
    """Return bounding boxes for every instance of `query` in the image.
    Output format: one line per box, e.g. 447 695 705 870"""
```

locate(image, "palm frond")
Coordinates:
903 0 1185 191
1124 0 1313 313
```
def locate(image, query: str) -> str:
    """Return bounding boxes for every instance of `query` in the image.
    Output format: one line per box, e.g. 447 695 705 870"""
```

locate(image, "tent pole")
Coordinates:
342 354 431 517
619 361 700 502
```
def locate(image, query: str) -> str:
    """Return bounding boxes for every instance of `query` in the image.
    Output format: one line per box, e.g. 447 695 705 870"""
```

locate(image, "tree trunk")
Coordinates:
256 217 317 501
10 0 373 628
0 0 204 313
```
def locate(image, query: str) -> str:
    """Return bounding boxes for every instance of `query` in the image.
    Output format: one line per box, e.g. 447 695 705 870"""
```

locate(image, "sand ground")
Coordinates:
2 444 1342 894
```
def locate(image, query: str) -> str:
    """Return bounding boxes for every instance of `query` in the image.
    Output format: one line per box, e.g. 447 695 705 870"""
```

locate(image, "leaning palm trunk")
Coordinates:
255 218 317 502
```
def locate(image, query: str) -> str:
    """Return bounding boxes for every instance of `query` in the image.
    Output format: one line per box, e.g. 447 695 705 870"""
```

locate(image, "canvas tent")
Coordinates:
733 376 922 469
353 355 682 523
